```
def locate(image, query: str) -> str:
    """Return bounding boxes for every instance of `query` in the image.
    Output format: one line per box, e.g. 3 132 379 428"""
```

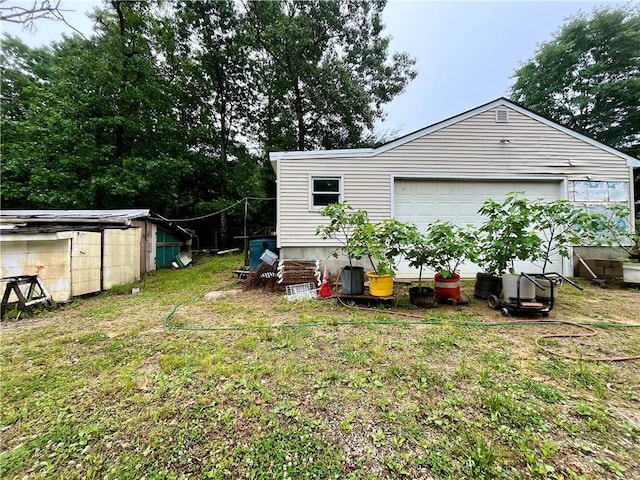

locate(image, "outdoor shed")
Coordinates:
269 98 640 279
0 209 192 302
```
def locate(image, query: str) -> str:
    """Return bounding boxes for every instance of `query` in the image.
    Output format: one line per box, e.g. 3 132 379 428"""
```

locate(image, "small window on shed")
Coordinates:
310 176 342 209
495 109 509 123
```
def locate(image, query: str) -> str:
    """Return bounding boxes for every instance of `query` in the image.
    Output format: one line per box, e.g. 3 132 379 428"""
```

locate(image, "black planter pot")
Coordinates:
341 266 365 295
473 272 502 299
409 286 436 308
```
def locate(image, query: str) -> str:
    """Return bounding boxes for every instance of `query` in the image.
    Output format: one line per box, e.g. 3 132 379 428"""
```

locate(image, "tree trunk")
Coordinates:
114 0 127 160
293 77 305 150
216 65 230 248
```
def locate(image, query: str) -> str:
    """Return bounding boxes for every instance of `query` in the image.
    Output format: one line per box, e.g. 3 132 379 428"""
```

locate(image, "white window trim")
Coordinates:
308 174 344 211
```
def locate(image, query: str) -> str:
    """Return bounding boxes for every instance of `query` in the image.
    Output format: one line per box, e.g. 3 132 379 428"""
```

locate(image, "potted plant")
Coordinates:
528 199 615 298
315 202 369 295
414 221 478 301
351 218 418 297
476 193 543 301
404 230 436 307
594 204 640 284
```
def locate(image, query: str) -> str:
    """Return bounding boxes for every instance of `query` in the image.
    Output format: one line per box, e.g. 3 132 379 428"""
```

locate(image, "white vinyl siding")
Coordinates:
275 106 632 248
377 109 630 180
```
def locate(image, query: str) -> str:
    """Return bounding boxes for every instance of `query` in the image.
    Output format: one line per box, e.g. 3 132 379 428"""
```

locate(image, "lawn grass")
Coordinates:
1 254 639 479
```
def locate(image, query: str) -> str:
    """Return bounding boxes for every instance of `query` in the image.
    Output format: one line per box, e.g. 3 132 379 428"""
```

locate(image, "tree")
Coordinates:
0 0 87 37
1 0 412 246
166 0 265 243
245 0 416 151
0 36 54 121
511 7 640 157
1 2 191 211
86 1 190 211
0 36 55 206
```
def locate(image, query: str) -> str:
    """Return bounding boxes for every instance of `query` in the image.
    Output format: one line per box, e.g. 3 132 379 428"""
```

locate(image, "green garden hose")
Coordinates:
163 295 640 362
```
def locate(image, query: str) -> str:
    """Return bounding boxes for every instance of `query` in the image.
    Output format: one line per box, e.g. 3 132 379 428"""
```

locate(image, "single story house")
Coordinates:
0 209 192 302
269 98 640 279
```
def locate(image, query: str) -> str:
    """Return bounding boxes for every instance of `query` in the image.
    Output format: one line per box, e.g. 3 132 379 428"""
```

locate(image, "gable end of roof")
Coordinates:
268 97 639 166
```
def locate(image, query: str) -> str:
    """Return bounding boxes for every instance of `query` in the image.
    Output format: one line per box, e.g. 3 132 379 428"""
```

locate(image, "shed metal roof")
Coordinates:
0 209 192 239
0 209 151 222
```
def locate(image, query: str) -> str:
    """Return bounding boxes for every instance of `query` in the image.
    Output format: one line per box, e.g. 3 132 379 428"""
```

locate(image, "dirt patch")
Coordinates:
203 289 243 301
138 352 162 373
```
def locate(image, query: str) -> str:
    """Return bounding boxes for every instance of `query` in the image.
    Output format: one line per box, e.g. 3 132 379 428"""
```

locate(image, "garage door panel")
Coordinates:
394 179 564 277
394 201 417 216
395 180 561 228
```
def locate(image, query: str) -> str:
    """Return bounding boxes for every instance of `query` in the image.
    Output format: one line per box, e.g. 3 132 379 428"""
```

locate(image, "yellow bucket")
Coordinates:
367 272 393 296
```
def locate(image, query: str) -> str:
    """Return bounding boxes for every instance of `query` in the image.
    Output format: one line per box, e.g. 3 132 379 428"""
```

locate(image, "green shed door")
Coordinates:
156 229 182 268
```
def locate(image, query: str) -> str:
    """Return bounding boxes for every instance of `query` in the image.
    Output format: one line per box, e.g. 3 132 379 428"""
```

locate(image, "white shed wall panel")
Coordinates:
277 106 631 248
0 239 72 302
102 228 141 289
71 231 101 296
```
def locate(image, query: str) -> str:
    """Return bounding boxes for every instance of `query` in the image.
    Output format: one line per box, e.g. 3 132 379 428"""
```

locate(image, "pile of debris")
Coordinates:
242 253 320 291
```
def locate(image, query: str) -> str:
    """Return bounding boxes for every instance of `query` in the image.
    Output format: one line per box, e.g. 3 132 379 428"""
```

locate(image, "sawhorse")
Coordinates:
1 275 53 319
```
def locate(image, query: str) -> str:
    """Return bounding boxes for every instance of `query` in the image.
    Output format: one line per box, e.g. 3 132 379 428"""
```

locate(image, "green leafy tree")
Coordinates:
316 201 371 268
0 36 54 121
169 0 265 243
418 222 478 279
87 0 192 211
246 0 417 151
1 35 99 208
1 0 412 246
511 7 640 157
477 193 543 276
0 36 56 205
529 199 617 272
1 2 192 212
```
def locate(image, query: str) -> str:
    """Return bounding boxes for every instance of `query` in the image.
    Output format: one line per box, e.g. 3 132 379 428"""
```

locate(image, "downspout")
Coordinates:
559 177 571 278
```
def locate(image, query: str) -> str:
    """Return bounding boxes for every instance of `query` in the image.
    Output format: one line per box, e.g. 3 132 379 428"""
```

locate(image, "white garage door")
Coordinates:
394 178 564 278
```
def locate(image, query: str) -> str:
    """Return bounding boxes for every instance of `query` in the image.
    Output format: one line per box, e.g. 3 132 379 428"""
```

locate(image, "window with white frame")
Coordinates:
310 175 342 209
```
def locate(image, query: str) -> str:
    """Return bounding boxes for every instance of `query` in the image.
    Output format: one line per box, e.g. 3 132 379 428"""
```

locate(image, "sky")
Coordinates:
380 0 634 136
1 0 635 137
